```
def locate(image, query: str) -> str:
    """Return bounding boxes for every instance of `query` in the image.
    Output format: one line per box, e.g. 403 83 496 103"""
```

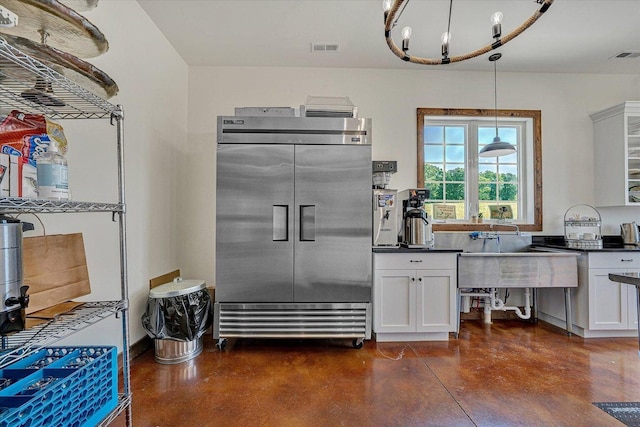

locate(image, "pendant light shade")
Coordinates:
479 53 516 158
479 136 516 157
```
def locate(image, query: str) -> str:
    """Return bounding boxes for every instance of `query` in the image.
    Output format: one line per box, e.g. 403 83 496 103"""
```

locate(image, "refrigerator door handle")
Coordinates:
300 205 316 241
273 205 289 241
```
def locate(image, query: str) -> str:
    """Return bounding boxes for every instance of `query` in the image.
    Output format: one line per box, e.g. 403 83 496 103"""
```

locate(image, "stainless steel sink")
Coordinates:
458 252 579 288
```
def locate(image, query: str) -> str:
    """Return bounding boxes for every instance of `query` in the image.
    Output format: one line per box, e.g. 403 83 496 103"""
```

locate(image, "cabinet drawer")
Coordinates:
588 252 640 269
374 252 457 270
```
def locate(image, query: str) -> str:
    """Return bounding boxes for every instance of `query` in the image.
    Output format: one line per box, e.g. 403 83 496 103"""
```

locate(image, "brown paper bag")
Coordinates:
23 233 91 314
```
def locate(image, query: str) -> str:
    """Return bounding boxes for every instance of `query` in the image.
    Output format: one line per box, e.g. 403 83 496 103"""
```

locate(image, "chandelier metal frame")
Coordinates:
384 0 554 65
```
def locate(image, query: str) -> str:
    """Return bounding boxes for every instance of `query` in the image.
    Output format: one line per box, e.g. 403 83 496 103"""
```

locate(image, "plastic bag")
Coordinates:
141 288 212 341
0 110 68 166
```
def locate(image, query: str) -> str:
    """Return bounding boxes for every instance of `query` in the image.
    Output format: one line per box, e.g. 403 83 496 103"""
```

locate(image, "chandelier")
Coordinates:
382 0 554 65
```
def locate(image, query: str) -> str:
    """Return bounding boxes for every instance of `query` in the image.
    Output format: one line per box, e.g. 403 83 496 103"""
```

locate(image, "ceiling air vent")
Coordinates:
612 51 640 59
310 42 340 53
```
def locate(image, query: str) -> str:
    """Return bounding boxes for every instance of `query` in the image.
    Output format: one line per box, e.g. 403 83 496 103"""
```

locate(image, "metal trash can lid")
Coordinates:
149 278 206 298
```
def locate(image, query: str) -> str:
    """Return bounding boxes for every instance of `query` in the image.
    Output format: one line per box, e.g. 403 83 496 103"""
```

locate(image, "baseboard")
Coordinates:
130 335 153 360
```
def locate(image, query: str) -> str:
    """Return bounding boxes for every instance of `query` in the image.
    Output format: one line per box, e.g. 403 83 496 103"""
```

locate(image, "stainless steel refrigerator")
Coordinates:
214 116 372 348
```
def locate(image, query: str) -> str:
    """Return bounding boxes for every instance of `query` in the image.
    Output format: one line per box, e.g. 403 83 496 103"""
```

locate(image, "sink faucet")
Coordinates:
490 222 520 235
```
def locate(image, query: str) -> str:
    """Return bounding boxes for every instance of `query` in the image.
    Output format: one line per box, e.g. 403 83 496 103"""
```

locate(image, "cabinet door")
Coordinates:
588 268 629 330
416 269 456 333
626 270 639 329
373 269 415 333
294 145 372 302
216 144 295 302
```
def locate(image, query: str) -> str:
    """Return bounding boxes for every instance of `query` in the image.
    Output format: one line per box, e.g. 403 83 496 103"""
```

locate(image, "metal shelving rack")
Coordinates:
0 37 131 426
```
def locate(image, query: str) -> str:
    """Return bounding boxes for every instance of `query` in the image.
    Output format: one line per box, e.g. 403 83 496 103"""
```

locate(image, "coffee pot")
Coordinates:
403 208 433 247
620 222 640 245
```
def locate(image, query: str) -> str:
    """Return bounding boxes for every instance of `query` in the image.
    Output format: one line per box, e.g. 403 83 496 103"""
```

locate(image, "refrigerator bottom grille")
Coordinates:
214 302 371 340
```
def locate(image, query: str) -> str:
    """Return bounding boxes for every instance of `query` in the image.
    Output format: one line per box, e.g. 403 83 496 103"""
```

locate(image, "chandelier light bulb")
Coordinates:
491 11 503 39
401 26 412 52
382 0 392 12
441 31 451 57
402 26 412 40
491 11 503 25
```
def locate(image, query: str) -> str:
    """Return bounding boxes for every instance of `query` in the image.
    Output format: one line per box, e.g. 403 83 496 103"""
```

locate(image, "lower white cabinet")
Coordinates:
373 252 457 341
538 251 639 337
588 268 638 331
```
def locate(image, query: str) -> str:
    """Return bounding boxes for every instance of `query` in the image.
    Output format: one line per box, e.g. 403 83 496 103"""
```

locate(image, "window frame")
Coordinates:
417 108 542 232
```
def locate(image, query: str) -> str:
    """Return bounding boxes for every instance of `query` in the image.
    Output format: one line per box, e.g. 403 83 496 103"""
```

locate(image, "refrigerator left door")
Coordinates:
216 144 295 302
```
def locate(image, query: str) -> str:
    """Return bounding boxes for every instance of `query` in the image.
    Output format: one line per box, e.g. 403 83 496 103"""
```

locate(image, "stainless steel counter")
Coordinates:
372 247 462 253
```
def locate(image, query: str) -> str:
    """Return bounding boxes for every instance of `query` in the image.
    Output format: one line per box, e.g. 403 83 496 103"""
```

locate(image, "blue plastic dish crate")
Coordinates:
0 346 118 427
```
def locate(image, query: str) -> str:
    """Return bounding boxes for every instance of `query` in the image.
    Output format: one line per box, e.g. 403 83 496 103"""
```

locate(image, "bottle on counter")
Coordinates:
36 141 69 200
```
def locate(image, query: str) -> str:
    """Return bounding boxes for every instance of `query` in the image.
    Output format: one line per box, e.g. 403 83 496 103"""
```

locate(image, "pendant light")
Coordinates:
479 53 516 158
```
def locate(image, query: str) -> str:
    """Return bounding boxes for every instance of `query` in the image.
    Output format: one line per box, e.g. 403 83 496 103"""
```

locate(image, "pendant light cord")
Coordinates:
447 0 453 36
494 58 498 137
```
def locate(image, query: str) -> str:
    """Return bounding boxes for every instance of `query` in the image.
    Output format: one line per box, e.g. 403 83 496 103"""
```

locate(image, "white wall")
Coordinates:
185 66 640 285
36 0 189 347
18 1 639 347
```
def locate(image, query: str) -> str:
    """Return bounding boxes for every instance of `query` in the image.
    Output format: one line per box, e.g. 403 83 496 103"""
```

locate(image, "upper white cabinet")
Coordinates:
591 101 640 207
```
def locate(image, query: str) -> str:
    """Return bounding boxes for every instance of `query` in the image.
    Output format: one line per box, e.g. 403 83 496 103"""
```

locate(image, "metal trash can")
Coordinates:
141 277 212 364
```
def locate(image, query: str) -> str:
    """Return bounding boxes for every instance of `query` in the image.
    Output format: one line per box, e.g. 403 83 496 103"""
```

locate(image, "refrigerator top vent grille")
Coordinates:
302 95 358 118
304 109 356 118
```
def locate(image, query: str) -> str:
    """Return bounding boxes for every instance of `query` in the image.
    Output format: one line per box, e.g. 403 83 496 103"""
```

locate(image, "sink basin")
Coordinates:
458 252 578 288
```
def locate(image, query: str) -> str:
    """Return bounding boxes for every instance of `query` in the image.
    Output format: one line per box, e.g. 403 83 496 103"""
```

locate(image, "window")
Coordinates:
417 108 542 231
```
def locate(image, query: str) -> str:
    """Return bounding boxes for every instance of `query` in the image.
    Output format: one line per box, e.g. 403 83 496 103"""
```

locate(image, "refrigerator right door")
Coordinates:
216 144 295 302
294 144 372 303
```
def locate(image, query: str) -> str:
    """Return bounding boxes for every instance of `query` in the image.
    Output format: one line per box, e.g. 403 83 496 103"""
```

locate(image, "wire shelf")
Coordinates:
97 394 132 427
0 197 124 213
0 301 126 369
0 37 120 120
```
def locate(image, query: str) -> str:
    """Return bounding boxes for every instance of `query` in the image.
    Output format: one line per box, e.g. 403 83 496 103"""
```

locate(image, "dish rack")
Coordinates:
564 204 603 249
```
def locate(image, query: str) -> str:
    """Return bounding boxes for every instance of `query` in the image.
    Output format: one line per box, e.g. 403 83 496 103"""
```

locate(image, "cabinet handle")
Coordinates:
418 277 422 281
410 260 423 263
621 259 634 262
411 277 415 282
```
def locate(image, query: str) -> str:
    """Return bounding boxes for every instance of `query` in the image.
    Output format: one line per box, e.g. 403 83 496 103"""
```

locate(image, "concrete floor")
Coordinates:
112 320 640 426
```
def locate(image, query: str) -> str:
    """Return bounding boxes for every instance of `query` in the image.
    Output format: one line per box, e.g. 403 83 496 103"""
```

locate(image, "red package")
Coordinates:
0 111 50 165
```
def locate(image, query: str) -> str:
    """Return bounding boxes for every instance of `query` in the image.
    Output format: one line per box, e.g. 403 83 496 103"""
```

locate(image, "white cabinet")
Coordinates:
538 251 639 338
373 252 456 341
591 101 640 207
589 268 638 331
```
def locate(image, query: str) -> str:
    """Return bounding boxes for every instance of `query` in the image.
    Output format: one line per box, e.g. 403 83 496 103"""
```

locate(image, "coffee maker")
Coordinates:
372 161 398 247
398 188 434 248
0 216 32 335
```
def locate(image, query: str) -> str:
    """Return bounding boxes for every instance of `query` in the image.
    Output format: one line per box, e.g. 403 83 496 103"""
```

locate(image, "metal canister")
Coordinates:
0 216 31 334
404 209 430 246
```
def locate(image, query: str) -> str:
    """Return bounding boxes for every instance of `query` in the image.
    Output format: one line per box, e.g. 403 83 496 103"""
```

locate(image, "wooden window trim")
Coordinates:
417 108 542 232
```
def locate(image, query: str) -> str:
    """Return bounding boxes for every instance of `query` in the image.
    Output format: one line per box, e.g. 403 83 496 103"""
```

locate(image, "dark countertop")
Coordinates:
372 247 462 253
531 235 640 252
531 244 640 252
609 273 640 286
